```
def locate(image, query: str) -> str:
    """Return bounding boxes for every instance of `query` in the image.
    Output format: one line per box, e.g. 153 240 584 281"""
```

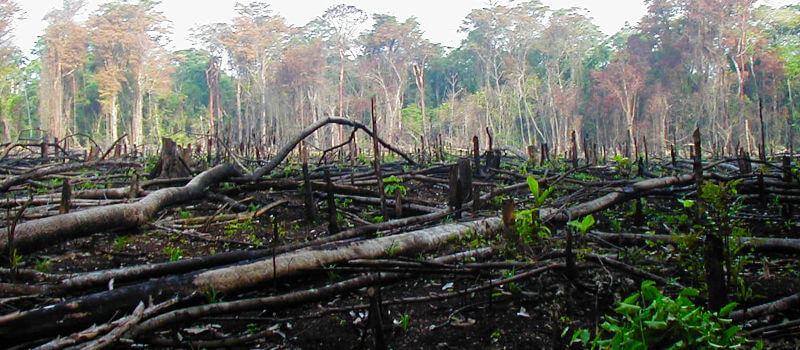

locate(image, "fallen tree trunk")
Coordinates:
539 174 694 222
0 164 242 253
0 217 502 345
589 231 800 254
191 217 502 292
12 210 454 296
128 247 496 337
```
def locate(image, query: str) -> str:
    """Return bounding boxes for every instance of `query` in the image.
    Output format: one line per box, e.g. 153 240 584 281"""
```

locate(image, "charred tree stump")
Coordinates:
366 286 387 350
448 159 472 219
570 130 578 169
527 145 536 165
149 138 192 179
695 129 727 311
485 150 501 172
40 138 50 160
633 198 644 226
325 170 339 234
782 156 793 220
582 134 590 166
301 146 316 223
59 180 71 215
472 136 480 173
540 143 550 167
565 228 576 280
670 146 677 168
759 98 766 161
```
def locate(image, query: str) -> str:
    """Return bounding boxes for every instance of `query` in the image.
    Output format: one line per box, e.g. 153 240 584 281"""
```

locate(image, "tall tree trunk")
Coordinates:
414 65 427 150
109 94 118 145
131 71 144 147
338 50 346 146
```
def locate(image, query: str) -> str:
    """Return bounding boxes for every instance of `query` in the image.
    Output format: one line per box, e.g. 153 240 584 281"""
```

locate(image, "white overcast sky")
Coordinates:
10 0 797 57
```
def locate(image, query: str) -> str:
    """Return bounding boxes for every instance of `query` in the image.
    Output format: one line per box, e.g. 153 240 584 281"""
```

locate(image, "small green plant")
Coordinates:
224 218 256 235
282 164 297 177
526 175 553 206
113 235 130 251
490 194 506 207
163 246 184 261
395 313 411 332
9 249 22 267
35 258 52 273
143 156 159 174
502 269 521 292
383 176 407 197
513 176 554 242
490 331 501 342
325 264 341 282
247 234 263 246
334 197 353 208
569 280 758 349
612 155 633 176
384 241 400 256
567 214 595 234
369 215 385 223
204 286 222 303
247 322 261 334
75 181 98 190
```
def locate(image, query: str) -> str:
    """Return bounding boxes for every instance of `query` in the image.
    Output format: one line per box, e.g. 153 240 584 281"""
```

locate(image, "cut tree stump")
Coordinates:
148 137 192 179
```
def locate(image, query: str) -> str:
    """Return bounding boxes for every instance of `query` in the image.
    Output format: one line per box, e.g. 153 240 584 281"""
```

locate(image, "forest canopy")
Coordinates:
0 0 798 156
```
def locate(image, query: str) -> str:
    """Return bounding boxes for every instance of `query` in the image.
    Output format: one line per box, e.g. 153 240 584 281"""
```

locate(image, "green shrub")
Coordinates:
570 280 758 349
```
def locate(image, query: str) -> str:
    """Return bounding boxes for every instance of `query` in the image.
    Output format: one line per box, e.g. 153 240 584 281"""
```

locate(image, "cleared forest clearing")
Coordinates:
0 124 799 349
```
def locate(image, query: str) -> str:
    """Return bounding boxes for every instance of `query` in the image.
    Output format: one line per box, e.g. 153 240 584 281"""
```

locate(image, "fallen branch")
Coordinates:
589 231 800 254
730 292 800 322
33 297 178 350
540 174 695 222
249 117 415 180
